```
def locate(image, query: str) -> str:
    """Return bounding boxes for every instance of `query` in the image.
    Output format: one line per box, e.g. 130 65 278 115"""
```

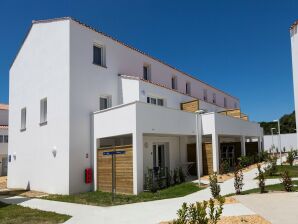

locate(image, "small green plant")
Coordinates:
281 170 293 192
219 159 230 174
173 168 180 185
234 167 244 195
178 167 186 183
265 155 277 176
287 151 295 166
257 164 266 193
209 172 221 199
173 197 225 224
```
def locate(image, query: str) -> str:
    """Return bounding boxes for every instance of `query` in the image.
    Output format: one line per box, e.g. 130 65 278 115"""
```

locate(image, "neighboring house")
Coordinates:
9 17 263 195
290 21 298 149
263 133 297 152
0 104 8 176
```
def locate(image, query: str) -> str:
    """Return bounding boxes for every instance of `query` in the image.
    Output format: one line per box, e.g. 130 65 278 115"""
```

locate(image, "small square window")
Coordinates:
99 96 112 110
157 99 164 106
93 45 105 67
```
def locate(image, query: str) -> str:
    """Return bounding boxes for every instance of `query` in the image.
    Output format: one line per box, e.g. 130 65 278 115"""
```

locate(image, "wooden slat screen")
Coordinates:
202 142 213 175
180 100 199 112
97 145 133 194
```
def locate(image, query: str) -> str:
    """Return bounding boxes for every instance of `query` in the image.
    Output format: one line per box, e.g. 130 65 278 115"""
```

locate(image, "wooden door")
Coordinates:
202 143 213 175
187 144 197 176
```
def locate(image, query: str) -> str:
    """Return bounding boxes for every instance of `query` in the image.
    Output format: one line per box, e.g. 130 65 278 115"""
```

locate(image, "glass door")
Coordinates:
153 144 167 177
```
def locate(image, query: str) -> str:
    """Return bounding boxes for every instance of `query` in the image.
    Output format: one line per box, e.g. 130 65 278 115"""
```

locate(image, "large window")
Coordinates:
143 64 151 81
0 136 3 143
21 107 26 131
40 98 47 125
93 45 105 67
153 143 169 177
99 96 112 110
171 76 177 90
147 96 164 106
186 82 191 95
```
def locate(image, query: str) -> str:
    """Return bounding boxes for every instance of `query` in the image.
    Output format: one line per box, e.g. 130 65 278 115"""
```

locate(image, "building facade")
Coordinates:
9 17 263 195
0 104 8 176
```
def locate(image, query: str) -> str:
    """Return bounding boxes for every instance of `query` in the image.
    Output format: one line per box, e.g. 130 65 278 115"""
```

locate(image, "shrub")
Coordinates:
173 197 225 224
281 170 293 192
257 164 266 193
179 167 186 183
287 151 295 166
219 159 230 174
173 168 180 185
209 172 221 199
259 151 269 162
166 168 172 187
234 167 244 195
265 155 277 176
144 169 157 193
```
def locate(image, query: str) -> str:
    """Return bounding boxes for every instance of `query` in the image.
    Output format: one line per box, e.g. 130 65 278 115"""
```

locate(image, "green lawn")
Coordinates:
44 182 203 206
226 180 298 196
0 201 70 224
264 165 298 179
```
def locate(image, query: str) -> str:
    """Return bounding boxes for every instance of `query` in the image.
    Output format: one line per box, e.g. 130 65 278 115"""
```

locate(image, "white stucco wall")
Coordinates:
290 25 298 147
8 20 70 194
263 133 297 151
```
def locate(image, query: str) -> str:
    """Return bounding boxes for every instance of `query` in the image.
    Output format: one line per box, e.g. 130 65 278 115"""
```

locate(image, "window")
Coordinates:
99 96 112 110
203 89 208 101
186 82 191 95
143 64 151 81
40 98 47 125
171 76 177 90
4 135 8 143
0 136 3 143
213 93 216 104
147 97 164 106
93 45 105 67
224 97 227 108
153 143 169 177
21 107 26 131
234 102 238 108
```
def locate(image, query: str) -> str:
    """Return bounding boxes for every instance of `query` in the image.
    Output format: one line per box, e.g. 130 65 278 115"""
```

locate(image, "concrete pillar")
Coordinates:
258 136 262 153
133 131 143 194
212 133 219 172
241 136 246 156
195 114 203 176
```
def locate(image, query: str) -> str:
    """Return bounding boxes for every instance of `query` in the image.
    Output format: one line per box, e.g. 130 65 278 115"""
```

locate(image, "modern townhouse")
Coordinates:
0 103 8 176
8 17 263 195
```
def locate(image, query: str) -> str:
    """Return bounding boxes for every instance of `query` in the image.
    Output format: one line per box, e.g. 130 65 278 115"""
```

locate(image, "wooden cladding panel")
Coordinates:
97 145 133 194
226 109 241 118
181 100 199 112
202 143 213 175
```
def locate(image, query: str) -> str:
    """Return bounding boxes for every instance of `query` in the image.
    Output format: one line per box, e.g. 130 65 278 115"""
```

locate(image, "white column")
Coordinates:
258 136 262 153
241 136 246 156
132 131 143 194
93 138 98 191
212 133 219 172
195 114 203 176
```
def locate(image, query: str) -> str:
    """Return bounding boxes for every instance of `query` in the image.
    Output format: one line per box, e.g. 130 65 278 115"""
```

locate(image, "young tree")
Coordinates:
234 167 244 195
209 172 221 199
257 164 266 193
281 170 293 192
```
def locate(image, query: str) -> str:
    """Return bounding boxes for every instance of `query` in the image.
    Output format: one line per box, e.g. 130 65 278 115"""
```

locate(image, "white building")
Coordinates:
0 104 8 176
290 22 298 148
9 17 263 195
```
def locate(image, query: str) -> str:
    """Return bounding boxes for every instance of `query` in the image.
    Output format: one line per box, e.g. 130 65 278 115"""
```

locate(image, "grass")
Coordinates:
226 180 298 197
0 201 70 224
44 182 203 206
263 165 298 179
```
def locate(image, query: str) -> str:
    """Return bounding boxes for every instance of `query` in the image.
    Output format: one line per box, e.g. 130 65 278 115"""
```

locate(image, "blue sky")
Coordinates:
0 0 297 121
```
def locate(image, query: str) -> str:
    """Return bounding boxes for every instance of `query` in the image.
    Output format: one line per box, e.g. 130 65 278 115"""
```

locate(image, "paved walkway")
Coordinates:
0 166 282 224
235 192 298 224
